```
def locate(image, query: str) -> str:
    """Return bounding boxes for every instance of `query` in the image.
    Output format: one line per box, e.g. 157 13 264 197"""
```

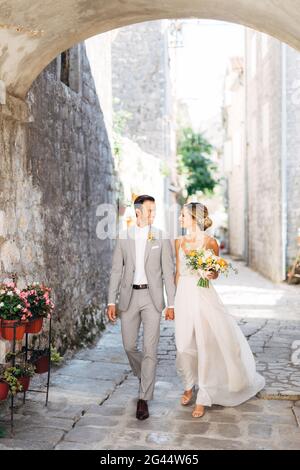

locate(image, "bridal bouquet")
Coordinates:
185 248 238 288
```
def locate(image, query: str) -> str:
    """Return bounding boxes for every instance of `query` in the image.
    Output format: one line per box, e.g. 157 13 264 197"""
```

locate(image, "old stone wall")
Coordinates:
0 43 115 354
111 21 173 161
286 46 300 272
223 58 246 259
245 30 283 282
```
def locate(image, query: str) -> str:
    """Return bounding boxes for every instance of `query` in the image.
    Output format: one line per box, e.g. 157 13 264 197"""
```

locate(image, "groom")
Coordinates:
107 195 176 420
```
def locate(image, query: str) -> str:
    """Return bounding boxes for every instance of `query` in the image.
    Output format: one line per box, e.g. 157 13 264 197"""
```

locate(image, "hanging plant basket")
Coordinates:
0 320 26 341
18 376 30 392
25 317 43 334
0 381 9 401
33 355 50 374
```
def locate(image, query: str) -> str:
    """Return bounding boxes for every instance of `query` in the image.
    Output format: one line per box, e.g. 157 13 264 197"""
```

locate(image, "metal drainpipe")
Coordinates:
281 42 288 281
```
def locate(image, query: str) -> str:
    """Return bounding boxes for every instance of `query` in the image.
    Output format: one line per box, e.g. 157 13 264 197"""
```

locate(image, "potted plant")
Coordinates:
21 282 54 334
4 364 35 393
0 282 32 341
0 366 9 401
50 347 63 366
29 348 50 374
0 380 9 401
17 364 35 392
2 367 23 395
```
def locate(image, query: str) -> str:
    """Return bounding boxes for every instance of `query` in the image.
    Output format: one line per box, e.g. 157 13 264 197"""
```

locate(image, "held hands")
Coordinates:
107 304 117 323
165 307 175 321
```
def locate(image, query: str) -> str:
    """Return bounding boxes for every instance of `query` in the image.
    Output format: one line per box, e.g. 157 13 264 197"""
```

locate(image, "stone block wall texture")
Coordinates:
286 46 300 271
245 30 283 282
0 43 115 354
111 21 172 161
245 30 300 282
223 59 246 259
111 20 179 234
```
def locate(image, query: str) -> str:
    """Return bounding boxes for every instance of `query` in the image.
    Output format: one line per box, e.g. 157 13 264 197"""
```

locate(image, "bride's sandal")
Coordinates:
192 405 205 418
181 388 193 406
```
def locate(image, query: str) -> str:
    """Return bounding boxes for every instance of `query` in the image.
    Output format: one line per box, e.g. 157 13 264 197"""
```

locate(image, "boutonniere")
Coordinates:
147 226 156 241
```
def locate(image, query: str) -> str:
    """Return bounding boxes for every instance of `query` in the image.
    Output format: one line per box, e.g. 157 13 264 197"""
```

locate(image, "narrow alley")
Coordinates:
0 258 299 450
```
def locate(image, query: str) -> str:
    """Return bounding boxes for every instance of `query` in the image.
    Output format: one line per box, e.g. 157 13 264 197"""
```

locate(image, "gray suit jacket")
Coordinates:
108 225 176 312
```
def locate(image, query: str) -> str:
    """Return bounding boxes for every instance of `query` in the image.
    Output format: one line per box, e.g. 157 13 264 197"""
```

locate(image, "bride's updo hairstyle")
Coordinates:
184 202 213 231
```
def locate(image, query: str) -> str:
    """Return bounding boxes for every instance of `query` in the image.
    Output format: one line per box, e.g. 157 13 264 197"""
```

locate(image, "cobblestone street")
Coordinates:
1 258 300 450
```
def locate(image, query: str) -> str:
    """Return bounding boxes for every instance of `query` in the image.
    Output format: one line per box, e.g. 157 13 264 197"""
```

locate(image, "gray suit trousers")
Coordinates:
120 288 161 401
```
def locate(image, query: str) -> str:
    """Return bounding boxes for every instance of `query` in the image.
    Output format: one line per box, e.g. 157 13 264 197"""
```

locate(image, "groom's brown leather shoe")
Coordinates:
136 399 149 420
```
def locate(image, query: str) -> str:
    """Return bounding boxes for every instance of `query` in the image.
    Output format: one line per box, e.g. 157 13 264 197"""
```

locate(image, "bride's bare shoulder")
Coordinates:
206 236 219 255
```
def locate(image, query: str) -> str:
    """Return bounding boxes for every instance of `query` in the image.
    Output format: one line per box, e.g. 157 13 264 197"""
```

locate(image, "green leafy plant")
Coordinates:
7 364 35 378
29 348 49 363
3 368 23 395
5 350 24 363
50 347 63 365
177 128 219 199
0 365 6 382
19 364 35 378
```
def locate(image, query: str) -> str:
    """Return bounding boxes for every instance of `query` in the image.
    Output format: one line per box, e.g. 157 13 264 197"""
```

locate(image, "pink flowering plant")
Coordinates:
21 283 54 320
0 282 32 322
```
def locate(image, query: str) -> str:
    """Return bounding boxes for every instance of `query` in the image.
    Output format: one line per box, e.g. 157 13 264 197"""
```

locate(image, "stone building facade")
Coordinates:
111 21 174 160
223 29 300 283
223 57 245 259
285 45 300 277
111 21 177 231
0 40 115 354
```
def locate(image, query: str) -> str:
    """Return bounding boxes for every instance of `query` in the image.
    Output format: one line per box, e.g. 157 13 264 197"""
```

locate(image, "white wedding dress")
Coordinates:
174 242 265 407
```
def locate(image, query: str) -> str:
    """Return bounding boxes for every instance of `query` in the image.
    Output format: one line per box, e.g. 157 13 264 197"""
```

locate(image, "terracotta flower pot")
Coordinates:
34 356 50 374
25 317 43 334
0 381 9 401
0 320 26 341
18 376 30 392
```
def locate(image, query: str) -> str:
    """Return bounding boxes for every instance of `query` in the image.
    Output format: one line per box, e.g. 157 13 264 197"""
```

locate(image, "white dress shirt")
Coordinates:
133 224 149 285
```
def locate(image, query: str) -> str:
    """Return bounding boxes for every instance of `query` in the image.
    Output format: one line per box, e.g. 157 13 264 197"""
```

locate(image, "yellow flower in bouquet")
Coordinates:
185 248 238 288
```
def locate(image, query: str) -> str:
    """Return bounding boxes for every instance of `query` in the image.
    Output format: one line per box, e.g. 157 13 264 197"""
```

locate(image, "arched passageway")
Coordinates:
1 0 300 98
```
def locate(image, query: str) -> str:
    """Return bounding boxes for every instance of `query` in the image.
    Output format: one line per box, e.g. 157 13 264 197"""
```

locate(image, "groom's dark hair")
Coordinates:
134 195 155 216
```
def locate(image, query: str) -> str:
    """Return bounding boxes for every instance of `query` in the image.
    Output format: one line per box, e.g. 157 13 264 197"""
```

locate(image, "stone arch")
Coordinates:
1 0 300 98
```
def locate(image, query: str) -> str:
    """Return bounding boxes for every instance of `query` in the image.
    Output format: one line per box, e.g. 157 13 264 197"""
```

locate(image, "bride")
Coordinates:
174 202 265 418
